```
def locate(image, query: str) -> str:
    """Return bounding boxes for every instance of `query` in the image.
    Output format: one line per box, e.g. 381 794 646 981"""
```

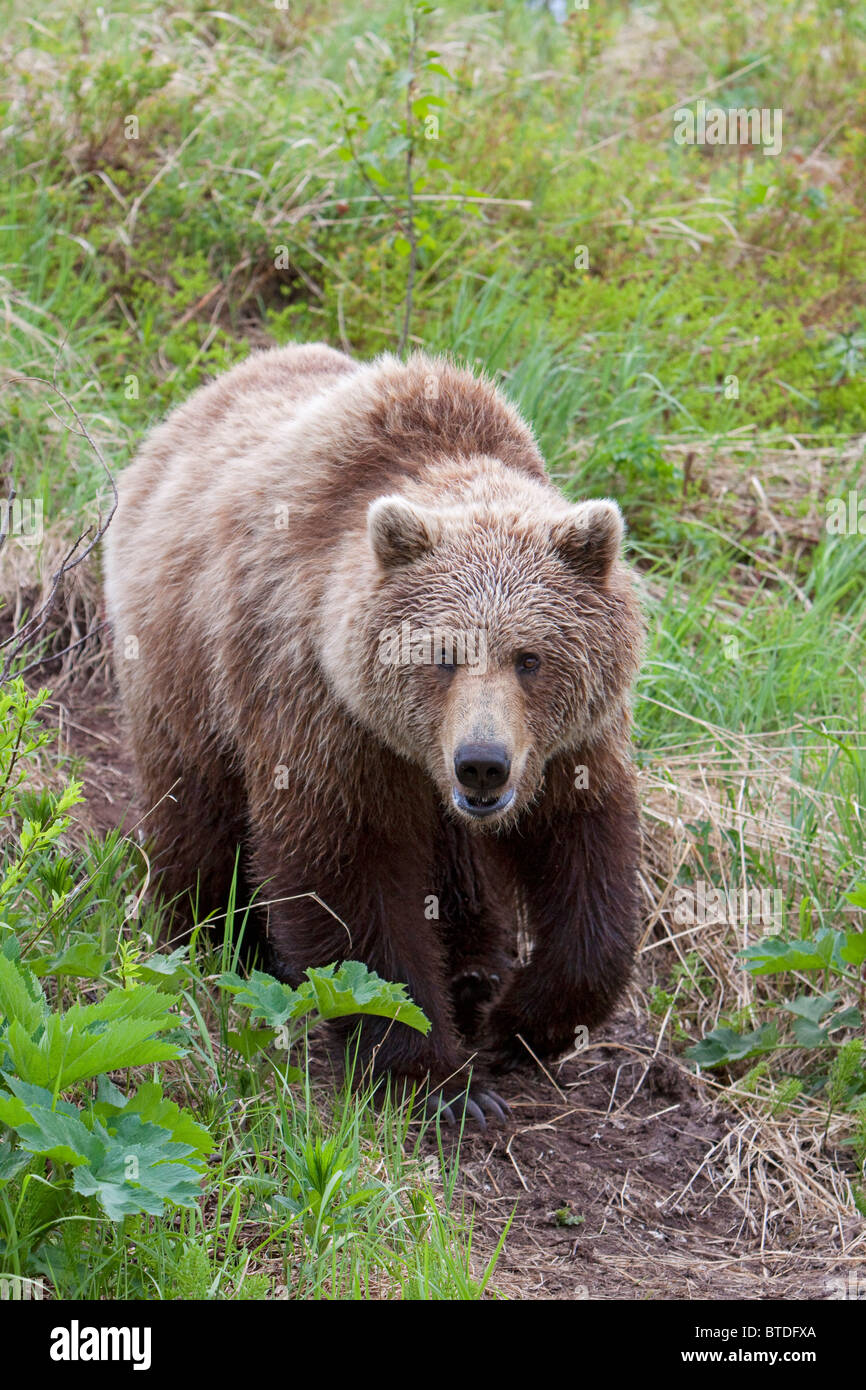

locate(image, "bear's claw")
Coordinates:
423 1086 511 1130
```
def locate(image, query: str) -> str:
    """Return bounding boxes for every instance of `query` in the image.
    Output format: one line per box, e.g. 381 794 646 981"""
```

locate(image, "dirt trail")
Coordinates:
53 674 850 1300
437 1040 841 1300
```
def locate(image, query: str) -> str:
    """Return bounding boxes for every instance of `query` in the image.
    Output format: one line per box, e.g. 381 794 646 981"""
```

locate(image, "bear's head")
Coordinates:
322 466 643 831
318 455 644 828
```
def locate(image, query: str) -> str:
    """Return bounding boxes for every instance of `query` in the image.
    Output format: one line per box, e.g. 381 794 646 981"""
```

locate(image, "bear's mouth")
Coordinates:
452 786 516 820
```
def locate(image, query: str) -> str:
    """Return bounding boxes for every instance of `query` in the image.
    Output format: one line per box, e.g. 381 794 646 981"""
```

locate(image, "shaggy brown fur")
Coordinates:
104 343 644 1092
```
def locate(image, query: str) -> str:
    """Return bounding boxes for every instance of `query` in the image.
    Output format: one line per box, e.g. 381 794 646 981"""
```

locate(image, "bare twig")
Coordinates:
14 620 108 678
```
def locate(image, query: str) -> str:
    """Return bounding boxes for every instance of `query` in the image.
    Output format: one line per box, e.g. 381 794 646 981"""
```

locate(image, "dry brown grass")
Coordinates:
632 723 865 1259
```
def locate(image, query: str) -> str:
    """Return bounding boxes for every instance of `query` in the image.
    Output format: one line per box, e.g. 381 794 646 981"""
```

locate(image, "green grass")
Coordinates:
4 0 866 505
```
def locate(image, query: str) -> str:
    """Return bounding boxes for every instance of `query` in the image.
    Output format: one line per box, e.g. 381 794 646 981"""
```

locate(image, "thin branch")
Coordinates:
15 620 108 678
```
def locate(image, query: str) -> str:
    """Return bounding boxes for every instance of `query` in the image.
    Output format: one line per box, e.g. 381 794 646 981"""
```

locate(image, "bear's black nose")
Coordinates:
455 743 511 793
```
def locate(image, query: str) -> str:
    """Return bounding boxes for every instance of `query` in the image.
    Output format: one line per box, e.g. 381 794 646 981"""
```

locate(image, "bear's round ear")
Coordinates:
550 499 624 580
368 495 440 569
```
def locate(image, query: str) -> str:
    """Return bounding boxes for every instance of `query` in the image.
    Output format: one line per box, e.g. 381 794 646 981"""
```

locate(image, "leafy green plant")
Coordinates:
0 1075 212 1221
0 952 189 1092
219 959 429 1036
554 1206 585 1229
0 684 82 916
686 886 866 1130
216 958 430 1095
265 1134 387 1255
333 0 486 352
820 323 866 385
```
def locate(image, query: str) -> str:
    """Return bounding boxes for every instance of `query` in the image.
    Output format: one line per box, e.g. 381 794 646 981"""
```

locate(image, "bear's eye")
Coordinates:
516 652 541 674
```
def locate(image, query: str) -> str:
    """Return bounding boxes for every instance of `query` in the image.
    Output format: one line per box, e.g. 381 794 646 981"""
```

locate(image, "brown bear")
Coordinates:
104 343 643 1120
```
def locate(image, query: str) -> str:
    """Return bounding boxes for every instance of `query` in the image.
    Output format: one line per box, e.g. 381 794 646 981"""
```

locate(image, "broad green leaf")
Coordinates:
739 931 842 975
0 953 46 1033
0 1080 100 1168
65 982 177 1031
137 946 190 992
1 1075 76 1113
220 962 429 1034
95 1074 128 1107
227 1027 276 1061
296 961 429 1034
827 1006 862 1031
31 940 112 979
783 992 840 1024
3 984 183 1090
0 1092 33 1130
784 996 862 1040
5 1016 181 1091
71 1113 204 1220
0 1137 31 1181
112 1083 212 1160
686 1022 778 1068
791 1017 829 1048
274 1065 304 1084
840 932 866 967
0 1076 206 1220
218 970 298 1026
